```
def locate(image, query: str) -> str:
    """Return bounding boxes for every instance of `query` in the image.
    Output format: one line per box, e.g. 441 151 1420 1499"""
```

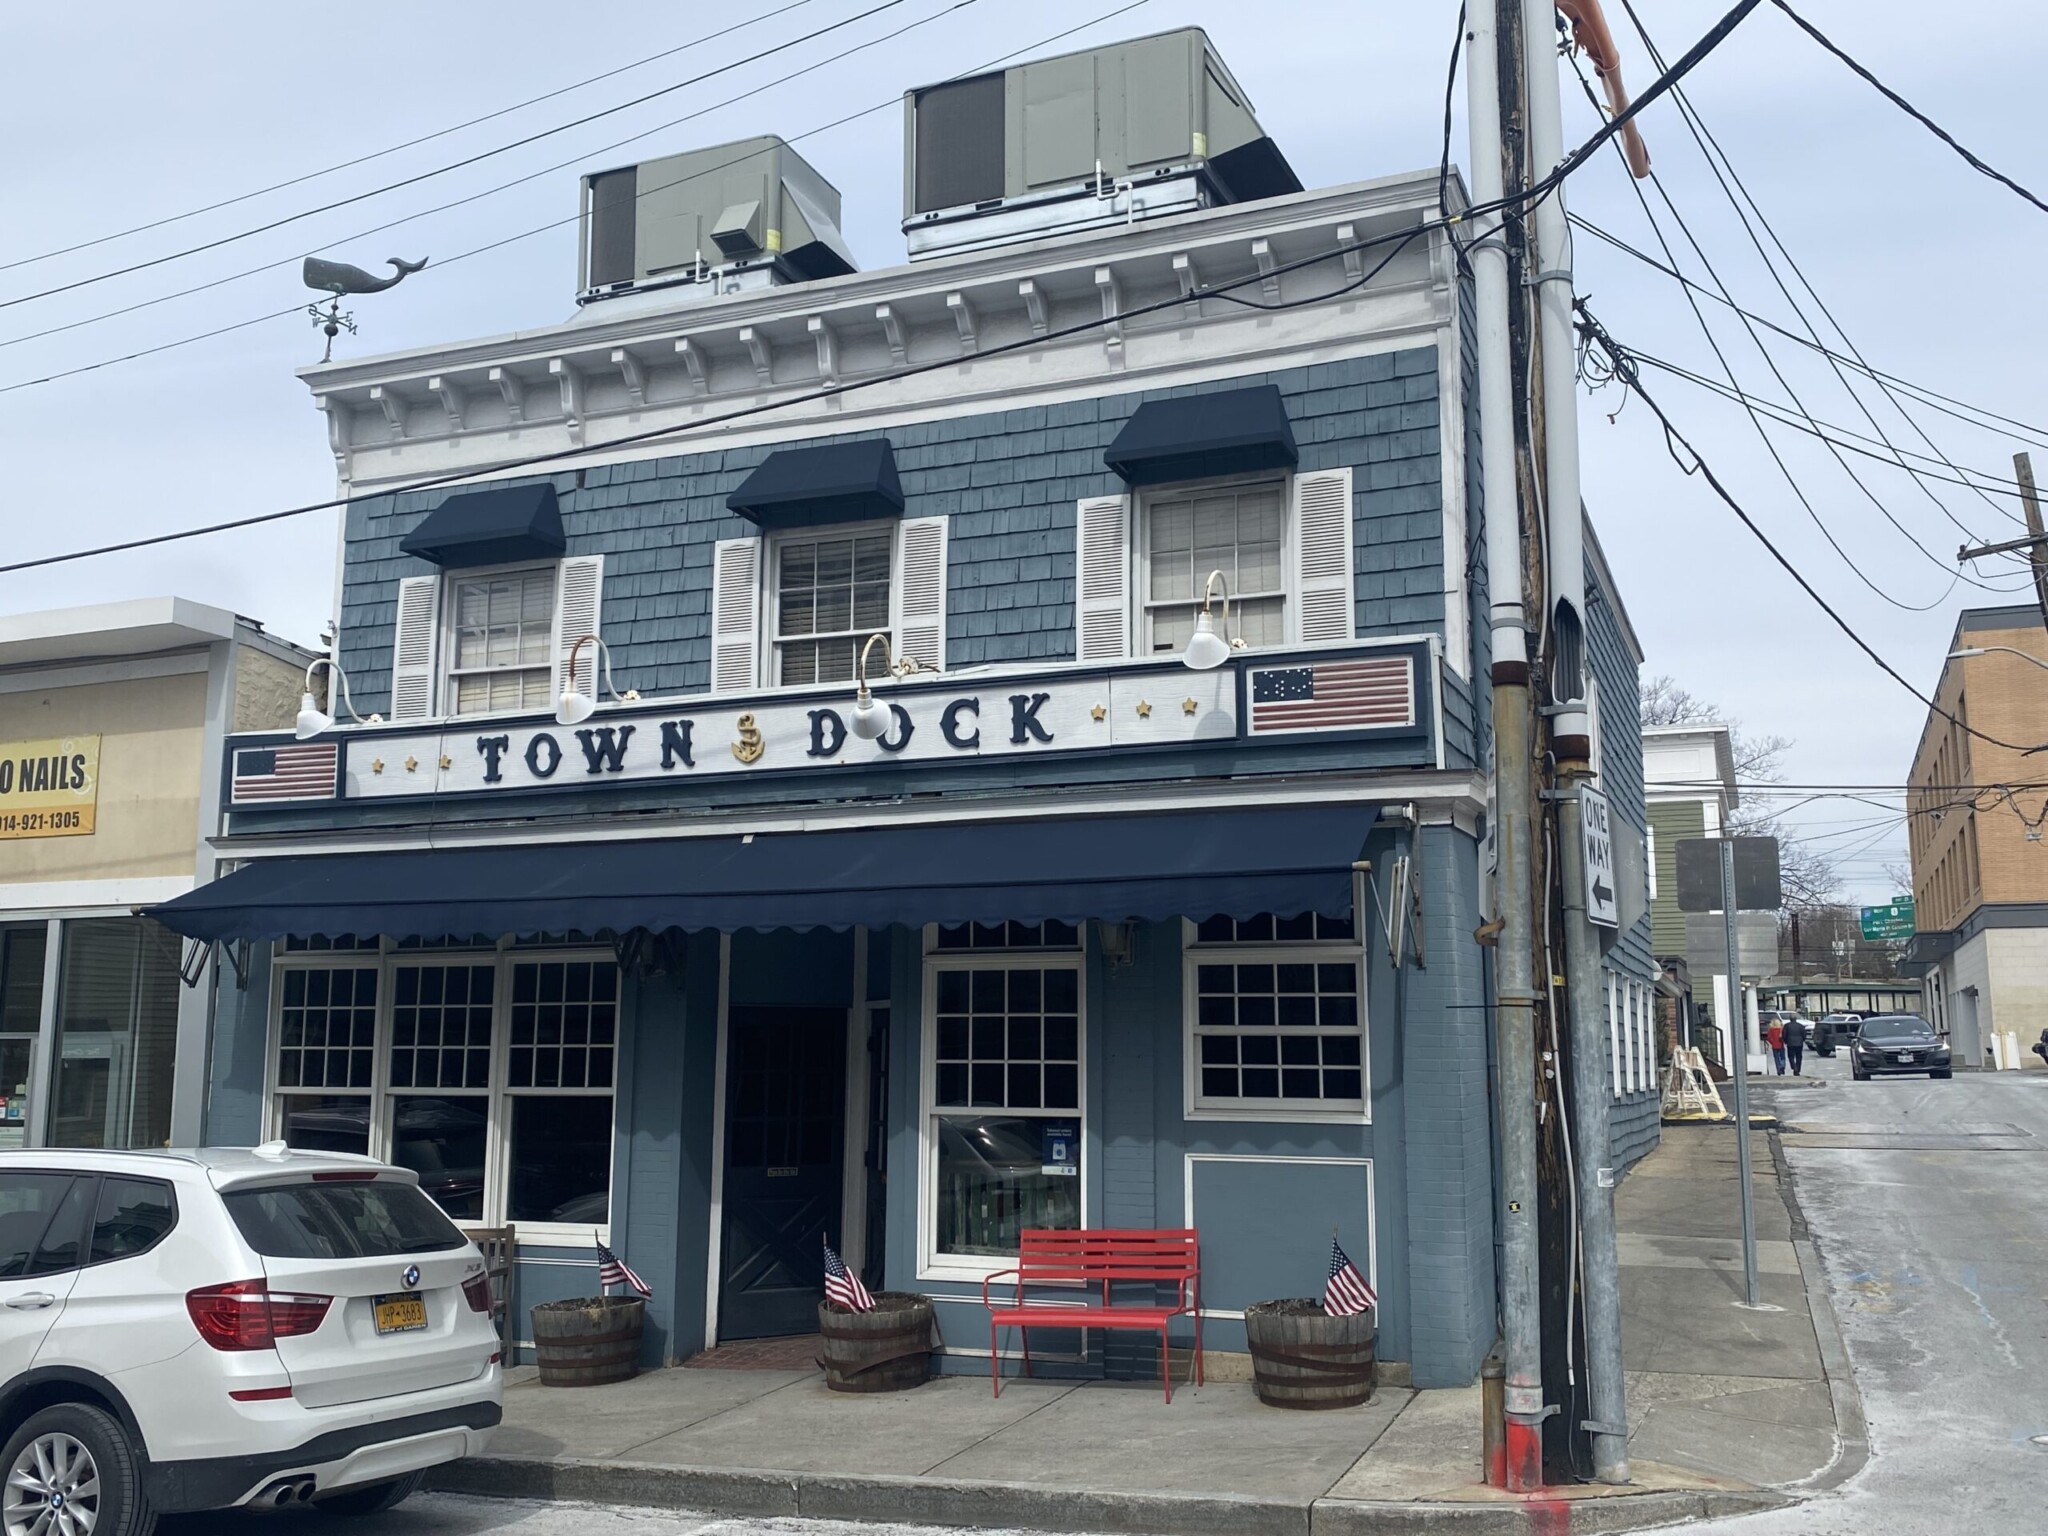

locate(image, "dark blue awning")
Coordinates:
727 439 904 530
1104 385 1299 486
146 805 1375 942
399 484 566 568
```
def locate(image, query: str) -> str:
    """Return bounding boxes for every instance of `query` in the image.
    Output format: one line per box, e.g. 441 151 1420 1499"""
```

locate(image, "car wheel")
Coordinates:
1932 1069 1952 1079
1852 1065 1868 1081
0 1402 155 1536
315 1471 427 1518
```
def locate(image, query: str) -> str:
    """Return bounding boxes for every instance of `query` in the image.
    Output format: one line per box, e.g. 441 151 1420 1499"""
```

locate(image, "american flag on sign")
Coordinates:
1323 1238 1377 1318
230 743 339 803
1249 657 1415 734
597 1238 652 1298
823 1237 874 1313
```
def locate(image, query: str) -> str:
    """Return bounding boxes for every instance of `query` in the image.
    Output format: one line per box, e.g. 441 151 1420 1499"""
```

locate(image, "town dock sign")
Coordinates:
0 734 100 839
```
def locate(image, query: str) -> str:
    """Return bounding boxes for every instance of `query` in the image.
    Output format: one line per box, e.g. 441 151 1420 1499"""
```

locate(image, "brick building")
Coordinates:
1902 604 2048 1067
151 30 1652 1387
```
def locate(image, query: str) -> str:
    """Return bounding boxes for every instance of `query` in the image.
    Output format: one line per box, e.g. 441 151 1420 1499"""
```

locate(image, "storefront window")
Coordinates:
508 1097 612 1225
0 928 47 1151
51 918 180 1150
278 1094 370 1156
926 956 1083 1267
1186 915 1367 1118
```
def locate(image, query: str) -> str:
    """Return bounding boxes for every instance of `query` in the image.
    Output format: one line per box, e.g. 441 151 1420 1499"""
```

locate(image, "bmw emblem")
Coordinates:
402 1265 421 1290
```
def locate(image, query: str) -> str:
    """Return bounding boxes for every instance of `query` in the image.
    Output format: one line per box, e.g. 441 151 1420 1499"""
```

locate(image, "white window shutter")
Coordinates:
1075 494 1130 661
554 554 605 699
1291 467 1355 643
389 574 441 720
711 536 763 693
894 516 948 673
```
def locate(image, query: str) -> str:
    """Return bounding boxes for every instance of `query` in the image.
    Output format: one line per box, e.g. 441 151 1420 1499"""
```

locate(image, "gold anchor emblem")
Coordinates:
731 713 766 764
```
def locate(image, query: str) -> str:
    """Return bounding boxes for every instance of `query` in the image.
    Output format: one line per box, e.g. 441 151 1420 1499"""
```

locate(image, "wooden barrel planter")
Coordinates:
531 1296 645 1388
816 1292 935 1393
1245 1298 1376 1409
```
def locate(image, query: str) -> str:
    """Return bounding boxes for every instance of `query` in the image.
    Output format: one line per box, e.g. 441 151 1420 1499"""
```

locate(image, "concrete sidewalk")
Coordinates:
435 1125 1856 1534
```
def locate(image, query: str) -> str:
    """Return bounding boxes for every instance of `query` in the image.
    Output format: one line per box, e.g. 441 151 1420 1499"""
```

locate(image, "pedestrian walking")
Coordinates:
1767 1016 1788 1075
1784 1015 1808 1077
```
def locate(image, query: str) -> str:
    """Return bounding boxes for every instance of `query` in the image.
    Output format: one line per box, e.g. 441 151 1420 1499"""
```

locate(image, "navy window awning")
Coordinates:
1103 385 1299 487
727 439 904 530
147 806 1375 943
400 484 566 569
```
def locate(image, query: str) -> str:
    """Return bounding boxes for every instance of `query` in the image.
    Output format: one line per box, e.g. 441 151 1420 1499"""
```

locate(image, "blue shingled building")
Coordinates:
157 29 1655 1391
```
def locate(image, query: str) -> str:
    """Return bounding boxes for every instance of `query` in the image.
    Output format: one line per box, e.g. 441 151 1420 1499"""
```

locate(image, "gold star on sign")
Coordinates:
1090 704 1106 722
370 758 384 774
1136 699 1152 719
1182 697 1198 716
404 756 419 773
438 755 452 770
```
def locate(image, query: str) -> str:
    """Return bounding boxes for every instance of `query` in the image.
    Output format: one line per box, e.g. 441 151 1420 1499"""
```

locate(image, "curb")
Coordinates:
1768 1128 1873 1495
429 1454 1790 1536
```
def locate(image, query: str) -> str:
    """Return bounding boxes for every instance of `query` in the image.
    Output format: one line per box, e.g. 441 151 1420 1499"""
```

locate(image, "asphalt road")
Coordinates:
175 1052 2048 1536
1677 1048 2048 1535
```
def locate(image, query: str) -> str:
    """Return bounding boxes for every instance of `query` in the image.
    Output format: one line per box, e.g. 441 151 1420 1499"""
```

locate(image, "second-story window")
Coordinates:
773 528 892 685
1141 480 1287 656
446 566 557 714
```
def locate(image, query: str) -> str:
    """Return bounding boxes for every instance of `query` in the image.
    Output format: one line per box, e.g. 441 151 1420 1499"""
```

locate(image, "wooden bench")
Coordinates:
981 1228 1202 1402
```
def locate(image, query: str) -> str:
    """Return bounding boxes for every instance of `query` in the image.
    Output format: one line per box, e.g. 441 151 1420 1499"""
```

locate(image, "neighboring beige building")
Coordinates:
0 599 317 1147
1902 604 2048 1068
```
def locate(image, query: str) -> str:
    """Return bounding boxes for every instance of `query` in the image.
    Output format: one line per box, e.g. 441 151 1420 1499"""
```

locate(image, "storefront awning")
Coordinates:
1103 385 1298 486
726 439 904 530
398 484 567 568
148 806 1376 942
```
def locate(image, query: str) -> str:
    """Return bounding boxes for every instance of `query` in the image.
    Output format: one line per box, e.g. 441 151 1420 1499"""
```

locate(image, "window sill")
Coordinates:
485 1221 612 1252
1184 1104 1371 1125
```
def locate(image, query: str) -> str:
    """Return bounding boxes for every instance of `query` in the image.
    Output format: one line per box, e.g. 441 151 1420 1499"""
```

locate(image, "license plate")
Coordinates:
1894 1052 1916 1063
373 1294 428 1335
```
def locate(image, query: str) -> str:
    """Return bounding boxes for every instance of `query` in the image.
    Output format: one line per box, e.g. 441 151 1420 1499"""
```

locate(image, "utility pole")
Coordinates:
1465 0 1546 1496
1958 452 2048 632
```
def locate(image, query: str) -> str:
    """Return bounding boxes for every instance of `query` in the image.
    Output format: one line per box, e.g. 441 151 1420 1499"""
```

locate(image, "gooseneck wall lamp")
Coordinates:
1181 569 1248 671
556 635 641 725
294 658 380 740
850 633 932 740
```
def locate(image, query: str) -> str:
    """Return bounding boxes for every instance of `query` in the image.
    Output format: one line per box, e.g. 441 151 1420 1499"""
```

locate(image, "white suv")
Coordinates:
0 1145 502 1534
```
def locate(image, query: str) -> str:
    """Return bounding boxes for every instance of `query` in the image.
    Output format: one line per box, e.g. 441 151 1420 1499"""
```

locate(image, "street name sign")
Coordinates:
1860 897 1915 942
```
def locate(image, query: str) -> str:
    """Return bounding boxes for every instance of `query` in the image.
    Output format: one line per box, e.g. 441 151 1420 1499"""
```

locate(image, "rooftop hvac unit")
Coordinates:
578 136 858 306
902 28 1302 259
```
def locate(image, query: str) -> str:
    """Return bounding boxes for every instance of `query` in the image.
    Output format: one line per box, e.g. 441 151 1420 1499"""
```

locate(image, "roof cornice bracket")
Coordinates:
674 337 709 396
369 384 407 439
946 292 978 355
875 303 908 365
1019 279 1048 337
549 358 584 446
740 326 774 387
611 348 647 408
808 316 837 388
428 375 467 433
489 366 525 422
1252 238 1281 301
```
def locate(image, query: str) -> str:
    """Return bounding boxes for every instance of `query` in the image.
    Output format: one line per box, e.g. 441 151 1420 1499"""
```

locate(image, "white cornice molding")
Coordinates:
307 174 1454 492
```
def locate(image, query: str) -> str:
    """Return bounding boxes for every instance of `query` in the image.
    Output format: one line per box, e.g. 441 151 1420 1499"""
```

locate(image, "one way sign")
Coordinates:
1581 785 1619 929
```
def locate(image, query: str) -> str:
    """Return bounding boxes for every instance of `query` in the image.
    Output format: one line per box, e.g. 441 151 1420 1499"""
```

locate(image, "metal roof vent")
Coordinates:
902 27 1301 260
577 135 857 307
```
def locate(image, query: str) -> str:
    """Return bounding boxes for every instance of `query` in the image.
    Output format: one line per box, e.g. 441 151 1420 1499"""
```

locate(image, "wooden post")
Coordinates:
2015 452 2048 633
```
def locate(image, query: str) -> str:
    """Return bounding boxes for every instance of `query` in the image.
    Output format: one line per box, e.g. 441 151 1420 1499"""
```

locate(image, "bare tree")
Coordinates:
1640 674 1839 909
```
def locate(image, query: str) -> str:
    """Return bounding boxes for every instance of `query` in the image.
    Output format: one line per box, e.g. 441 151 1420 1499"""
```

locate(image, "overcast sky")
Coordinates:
3 0 2042 903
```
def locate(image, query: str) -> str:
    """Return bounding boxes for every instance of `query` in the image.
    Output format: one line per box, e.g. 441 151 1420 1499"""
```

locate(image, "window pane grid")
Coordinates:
1192 948 1364 1105
276 966 378 1090
389 964 495 1090
775 531 893 685
933 963 1080 1112
509 960 619 1091
932 920 1081 951
448 568 556 717
1145 483 1286 654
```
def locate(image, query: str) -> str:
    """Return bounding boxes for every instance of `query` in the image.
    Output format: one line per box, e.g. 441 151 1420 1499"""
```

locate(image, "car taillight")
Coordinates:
186 1280 333 1351
462 1273 493 1314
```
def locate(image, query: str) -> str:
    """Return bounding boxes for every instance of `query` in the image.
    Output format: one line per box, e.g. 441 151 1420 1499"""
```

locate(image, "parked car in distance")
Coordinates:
1812 1013 1863 1056
0 1145 502 1536
1849 1015 1952 1081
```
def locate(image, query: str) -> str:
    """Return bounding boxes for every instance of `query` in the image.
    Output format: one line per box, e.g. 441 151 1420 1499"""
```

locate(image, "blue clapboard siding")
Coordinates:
336 351 1464 743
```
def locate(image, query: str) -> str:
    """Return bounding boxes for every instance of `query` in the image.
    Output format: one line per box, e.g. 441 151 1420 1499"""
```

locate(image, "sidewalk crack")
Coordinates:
915 1381 1081 1477
612 1372 822 1459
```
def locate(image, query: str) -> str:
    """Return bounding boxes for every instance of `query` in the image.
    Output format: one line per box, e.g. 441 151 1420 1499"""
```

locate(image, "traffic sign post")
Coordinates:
1581 785 1619 929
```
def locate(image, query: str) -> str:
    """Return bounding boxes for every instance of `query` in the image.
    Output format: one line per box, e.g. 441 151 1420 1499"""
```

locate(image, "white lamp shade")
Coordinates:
294 693 332 740
1181 613 1230 671
849 694 888 740
556 690 597 726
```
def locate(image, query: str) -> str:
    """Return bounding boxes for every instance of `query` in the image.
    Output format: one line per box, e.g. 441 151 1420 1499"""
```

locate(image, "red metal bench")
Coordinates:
981 1228 1202 1402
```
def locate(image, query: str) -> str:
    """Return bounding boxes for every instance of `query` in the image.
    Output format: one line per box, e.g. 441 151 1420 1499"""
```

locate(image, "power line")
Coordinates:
1577 303 2047 757
1768 0 2048 220
0 211 1430 579
1569 217 2048 450
1612 0 2022 538
0 0 819 276
0 0 986 356
0 0 920 313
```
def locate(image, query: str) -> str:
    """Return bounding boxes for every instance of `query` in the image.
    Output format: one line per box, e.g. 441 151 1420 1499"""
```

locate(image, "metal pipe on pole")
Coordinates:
1522 0 1628 1485
1466 0 1546 1494
1721 839 1762 1306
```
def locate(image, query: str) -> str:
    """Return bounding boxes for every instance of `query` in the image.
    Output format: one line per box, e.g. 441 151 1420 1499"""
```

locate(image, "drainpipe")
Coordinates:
1466 0 1545 1494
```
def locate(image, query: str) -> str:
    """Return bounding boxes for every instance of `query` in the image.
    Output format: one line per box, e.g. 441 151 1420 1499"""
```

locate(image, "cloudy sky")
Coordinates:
2 0 2042 903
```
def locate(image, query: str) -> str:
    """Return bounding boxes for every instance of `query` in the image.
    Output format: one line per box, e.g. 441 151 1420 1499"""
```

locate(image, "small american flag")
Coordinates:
1250 657 1415 734
823 1237 873 1313
597 1238 651 1298
1323 1238 1376 1317
230 742 339 803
